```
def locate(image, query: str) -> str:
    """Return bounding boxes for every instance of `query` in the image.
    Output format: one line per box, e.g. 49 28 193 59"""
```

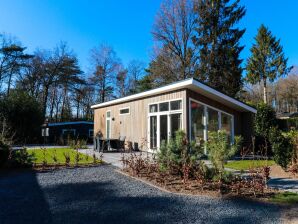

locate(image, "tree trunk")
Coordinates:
42 85 49 121
263 78 268 104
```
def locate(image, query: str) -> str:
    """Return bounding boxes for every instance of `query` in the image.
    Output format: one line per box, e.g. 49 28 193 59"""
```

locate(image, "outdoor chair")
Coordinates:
118 136 126 151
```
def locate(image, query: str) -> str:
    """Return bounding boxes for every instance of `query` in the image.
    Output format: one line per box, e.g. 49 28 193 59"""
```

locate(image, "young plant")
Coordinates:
269 127 293 169
63 152 71 167
206 130 242 185
41 147 47 168
52 149 58 168
75 148 81 167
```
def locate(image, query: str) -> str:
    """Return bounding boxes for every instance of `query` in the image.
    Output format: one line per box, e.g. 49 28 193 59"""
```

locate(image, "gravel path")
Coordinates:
0 165 283 224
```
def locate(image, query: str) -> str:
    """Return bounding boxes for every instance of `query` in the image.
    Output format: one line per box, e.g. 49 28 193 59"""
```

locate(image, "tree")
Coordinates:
127 60 145 94
115 67 128 98
151 0 197 83
193 0 245 96
246 24 291 104
89 44 120 103
254 103 277 140
0 35 32 95
0 90 43 144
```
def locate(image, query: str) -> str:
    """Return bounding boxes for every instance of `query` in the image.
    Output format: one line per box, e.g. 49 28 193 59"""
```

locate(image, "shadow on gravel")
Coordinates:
0 170 52 224
0 167 283 224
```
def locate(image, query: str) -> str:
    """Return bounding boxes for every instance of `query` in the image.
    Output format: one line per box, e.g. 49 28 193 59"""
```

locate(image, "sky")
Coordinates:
0 0 297 73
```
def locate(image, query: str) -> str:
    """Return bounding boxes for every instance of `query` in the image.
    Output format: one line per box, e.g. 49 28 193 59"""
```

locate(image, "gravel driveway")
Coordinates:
0 165 283 224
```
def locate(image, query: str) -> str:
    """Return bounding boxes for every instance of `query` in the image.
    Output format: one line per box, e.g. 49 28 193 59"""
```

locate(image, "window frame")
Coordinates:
147 98 183 151
62 129 76 136
119 107 130 115
189 98 234 153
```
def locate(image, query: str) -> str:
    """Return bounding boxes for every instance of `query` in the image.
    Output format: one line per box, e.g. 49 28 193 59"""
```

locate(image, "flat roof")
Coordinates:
91 78 257 113
48 121 94 127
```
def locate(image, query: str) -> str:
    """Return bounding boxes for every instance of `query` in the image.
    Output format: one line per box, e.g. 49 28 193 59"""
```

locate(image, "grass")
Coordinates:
28 148 99 166
269 192 298 204
225 160 275 170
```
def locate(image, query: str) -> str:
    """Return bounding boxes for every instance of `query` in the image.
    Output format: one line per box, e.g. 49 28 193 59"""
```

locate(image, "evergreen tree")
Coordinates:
246 24 291 104
193 0 245 96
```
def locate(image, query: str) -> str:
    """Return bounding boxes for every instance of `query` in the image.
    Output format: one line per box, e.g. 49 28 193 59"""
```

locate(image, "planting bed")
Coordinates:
121 153 278 200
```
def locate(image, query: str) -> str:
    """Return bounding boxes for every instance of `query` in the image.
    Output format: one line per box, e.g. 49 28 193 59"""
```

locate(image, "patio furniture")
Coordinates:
117 136 126 151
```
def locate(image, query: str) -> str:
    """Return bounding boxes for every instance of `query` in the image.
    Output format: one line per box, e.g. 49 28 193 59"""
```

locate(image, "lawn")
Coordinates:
28 148 99 165
225 160 275 170
269 192 298 204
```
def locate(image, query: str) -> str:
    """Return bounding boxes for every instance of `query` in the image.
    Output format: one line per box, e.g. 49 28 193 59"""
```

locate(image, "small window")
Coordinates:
170 100 182 110
89 129 94 137
62 129 76 137
120 108 130 115
149 104 158 113
159 102 169 111
107 111 111 118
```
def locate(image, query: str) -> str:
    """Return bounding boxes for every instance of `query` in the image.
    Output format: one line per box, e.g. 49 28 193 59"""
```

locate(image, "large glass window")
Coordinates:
221 113 232 139
207 107 219 132
148 99 183 149
190 101 205 143
170 113 182 138
150 116 157 149
190 100 234 147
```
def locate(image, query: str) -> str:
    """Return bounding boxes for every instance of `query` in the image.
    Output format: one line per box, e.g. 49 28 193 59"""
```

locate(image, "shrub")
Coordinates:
8 148 34 168
206 130 242 178
0 140 10 167
157 130 203 173
0 90 43 144
283 130 298 165
269 128 293 169
254 103 277 139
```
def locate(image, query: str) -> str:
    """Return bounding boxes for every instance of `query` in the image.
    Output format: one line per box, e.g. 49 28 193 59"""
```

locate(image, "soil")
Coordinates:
121 168 276 199
270 164 298 179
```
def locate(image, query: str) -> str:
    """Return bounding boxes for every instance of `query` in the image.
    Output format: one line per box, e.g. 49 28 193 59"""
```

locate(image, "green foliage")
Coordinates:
225 160 275 170
278 117 298 131
28 148 96 165
0 140 10 167
206 130 242 175
269 192 298 204
8 148 35 168
246 24 291 103
254 103 277 139
0 90 43 144
269 128 293 169
193 0 245 96
157 130 203 172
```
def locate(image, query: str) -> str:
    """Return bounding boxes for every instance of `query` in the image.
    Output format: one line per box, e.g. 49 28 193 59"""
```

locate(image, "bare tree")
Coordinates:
89 44 120 103
116 66 128 98
127 60 145 94
151 0 197 81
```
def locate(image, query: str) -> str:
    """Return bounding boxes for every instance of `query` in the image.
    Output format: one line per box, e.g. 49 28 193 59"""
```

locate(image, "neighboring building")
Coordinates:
277 112 298 131
42 121 94 145
91 78 257 152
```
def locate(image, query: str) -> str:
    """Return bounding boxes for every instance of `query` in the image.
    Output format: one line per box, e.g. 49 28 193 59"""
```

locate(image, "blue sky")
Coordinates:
0 0 297 73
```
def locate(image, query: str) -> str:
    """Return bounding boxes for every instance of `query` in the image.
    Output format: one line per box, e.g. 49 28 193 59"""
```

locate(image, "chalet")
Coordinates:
42 121 94 145
91 78 256 152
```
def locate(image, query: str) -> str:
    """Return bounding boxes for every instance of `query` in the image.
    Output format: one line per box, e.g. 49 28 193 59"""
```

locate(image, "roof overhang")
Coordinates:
91 78 257 113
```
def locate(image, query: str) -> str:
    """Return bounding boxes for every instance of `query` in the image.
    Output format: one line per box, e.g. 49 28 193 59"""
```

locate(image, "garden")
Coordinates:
0 142 102 170
120 103 298 204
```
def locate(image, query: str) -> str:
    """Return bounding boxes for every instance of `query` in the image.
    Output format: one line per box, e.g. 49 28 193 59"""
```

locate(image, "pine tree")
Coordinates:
246 24 291 104
193 0 245 97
